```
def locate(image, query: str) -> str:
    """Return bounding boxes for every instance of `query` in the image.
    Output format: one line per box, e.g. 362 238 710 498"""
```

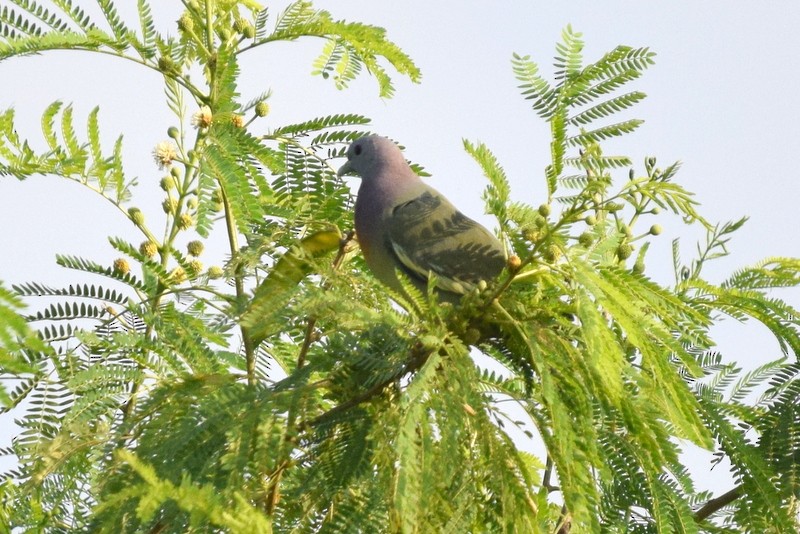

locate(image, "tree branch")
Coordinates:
295 231 355 370
694 485 741 522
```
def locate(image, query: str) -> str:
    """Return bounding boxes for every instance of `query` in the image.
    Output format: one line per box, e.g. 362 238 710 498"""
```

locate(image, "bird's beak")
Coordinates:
337 160 353 177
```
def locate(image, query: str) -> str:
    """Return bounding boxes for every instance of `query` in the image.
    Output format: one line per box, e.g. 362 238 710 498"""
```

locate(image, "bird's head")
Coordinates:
337 135 409 180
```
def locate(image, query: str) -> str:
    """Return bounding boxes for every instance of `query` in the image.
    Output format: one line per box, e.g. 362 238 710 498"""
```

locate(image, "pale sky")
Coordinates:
1 0 799 502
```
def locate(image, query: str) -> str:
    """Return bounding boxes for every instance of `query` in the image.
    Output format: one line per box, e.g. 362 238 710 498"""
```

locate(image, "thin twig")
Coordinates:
296 319 317 370
303 342 430 430
264 231 356 513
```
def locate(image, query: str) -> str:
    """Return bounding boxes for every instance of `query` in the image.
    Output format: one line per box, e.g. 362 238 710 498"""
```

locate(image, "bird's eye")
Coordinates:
354 144 362 156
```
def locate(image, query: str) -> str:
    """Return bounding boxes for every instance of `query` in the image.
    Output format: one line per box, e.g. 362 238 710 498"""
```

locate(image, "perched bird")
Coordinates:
337 135 506 301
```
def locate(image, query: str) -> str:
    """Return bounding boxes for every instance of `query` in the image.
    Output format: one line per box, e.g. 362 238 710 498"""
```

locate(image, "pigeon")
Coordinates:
338 135 506 301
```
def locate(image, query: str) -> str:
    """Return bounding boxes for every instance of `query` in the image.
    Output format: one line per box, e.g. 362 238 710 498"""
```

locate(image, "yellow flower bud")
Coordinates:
188 259 203 275
170 267 186 284
524 229 542 243
177 213 194 230
113 258 130 274
207 266 224 279
140 241 158 258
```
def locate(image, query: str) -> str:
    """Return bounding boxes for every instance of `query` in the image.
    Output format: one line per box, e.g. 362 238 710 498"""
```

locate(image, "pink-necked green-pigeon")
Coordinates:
337 135 506 300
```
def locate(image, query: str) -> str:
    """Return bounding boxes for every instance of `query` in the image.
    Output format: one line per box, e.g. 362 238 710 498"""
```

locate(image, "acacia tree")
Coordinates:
1 1 799 532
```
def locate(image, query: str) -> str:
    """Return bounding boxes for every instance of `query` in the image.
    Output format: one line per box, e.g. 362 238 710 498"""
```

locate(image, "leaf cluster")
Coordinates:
0 7 799 534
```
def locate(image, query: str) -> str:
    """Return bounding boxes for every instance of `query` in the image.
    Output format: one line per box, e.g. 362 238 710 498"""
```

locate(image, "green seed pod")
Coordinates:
543 245 561 263
617 243 634 260
578 232 594 247
420 335 441 351
160 176 176 191
463 328 481 345
177 13 194 32
242 24 255 39
162 198 178 214
128 207 145 226
233 18 254 38
157 56 175 73
255 102 270 117
167 126 180 139
187 240 204 257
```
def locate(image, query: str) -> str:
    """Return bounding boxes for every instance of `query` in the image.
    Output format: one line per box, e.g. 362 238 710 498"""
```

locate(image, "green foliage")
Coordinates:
1 4 799 533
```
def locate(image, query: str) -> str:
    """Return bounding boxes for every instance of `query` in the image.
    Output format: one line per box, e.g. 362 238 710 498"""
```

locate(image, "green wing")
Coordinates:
386 190 506 294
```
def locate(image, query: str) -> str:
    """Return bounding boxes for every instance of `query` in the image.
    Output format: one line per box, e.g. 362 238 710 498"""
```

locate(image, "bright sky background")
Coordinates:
1 0 799 504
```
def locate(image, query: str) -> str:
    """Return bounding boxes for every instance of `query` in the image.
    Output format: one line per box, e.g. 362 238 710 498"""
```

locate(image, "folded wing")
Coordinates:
386 190 506 295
